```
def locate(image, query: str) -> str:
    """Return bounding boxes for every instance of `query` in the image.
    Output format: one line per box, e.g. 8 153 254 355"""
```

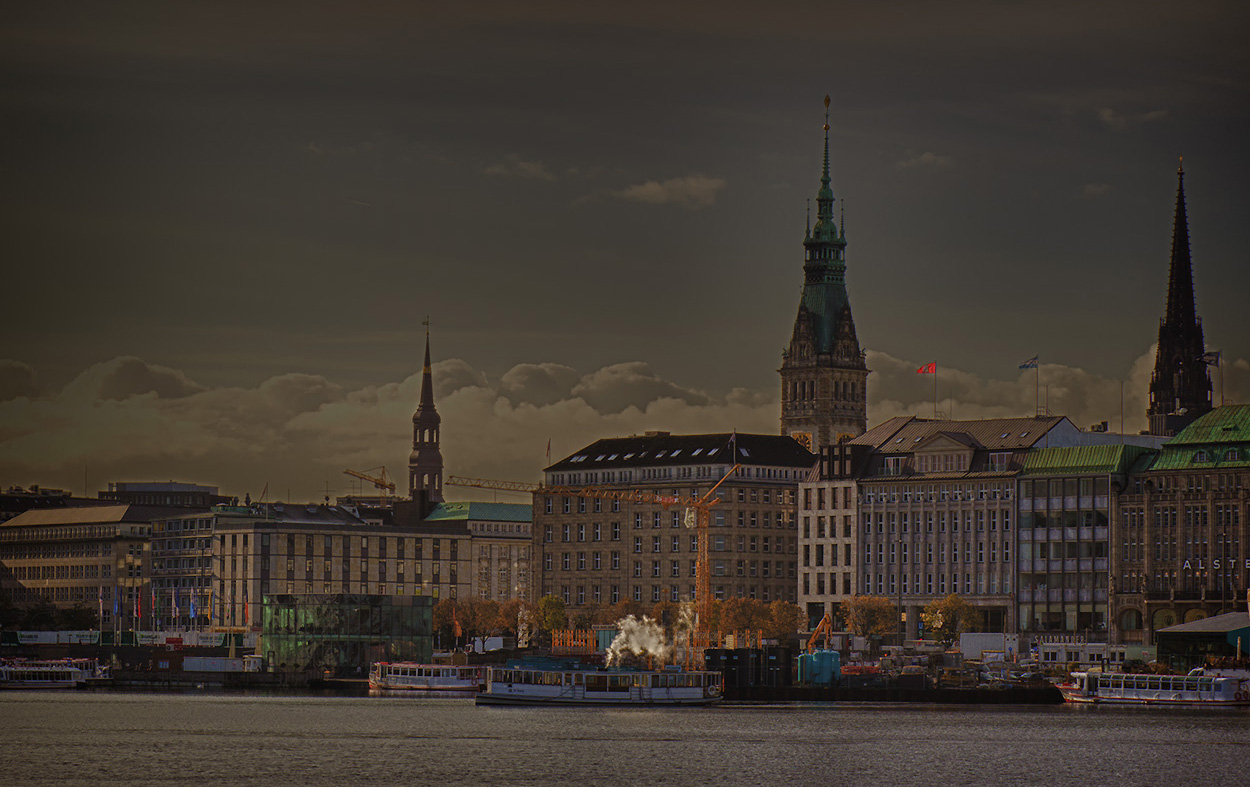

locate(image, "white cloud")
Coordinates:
1097 107 1169 131
895 152 954 171
483 156 556 181
2 349 1246 501
611 175 726 207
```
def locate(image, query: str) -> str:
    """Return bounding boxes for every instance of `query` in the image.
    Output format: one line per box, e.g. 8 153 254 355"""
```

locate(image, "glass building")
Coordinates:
261 593 433 677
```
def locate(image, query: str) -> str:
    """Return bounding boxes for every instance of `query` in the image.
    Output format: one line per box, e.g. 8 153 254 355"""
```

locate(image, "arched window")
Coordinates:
1120 609 1142 631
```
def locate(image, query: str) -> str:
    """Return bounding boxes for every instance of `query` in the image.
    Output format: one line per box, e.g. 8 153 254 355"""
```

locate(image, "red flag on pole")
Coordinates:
916 362 936 374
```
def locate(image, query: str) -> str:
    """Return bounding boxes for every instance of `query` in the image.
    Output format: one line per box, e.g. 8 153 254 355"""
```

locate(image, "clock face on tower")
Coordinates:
792 431 813 451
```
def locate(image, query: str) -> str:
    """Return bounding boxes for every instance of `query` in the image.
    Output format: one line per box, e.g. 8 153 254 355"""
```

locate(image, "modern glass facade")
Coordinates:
261 594 433 676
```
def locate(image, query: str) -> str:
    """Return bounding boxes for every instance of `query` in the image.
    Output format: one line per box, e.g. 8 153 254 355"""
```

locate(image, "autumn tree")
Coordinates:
535 594 567 635
843 595 898 637
496 599 534 637
921 594 982 646
765 600 804 642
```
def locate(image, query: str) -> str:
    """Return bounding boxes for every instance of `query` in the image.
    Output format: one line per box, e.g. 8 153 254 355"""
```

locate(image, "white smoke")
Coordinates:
605 615 671 666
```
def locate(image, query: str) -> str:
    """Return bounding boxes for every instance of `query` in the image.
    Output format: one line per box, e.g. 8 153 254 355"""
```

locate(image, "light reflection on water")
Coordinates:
2 692 1247 787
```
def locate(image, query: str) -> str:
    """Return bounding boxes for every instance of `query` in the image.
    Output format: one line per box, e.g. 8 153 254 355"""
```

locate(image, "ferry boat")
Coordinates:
368 662 486 693
476 660 722 706
0 658 110 690
1059 670 1250 706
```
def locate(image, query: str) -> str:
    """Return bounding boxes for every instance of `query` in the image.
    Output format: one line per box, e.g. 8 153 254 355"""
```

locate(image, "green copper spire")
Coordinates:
799 95 850 353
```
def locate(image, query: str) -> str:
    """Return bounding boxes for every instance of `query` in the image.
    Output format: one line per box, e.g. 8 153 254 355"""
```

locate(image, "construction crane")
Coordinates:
447 464 739 631
342 466 396 496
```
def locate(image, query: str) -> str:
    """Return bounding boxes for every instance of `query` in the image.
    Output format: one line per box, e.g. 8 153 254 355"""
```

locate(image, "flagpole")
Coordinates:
1035 362 1039 416
934 368 938 419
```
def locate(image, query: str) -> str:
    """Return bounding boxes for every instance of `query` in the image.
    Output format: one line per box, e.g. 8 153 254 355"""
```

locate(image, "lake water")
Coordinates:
1 692 1247 786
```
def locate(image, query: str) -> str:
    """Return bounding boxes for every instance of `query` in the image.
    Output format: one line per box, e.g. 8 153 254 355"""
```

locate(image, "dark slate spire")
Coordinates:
798 94 852 355
1148 158 1212 436
409 321 444 505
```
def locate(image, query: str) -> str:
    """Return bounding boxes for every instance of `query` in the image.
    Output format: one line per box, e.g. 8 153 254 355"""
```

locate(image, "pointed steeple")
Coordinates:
409 319 444 507
781 96 868 451
1148 159 1212 436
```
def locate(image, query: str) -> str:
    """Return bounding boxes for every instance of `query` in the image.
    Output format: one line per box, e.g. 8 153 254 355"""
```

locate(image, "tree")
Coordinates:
765 600 804 642
535 594 566 634
55 603 98 631
921 594 982 646
496 599 534 637
843 595 897 637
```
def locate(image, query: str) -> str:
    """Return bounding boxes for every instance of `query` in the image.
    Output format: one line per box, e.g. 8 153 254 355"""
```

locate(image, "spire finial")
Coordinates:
1178 155 1183 175
805 198 811 237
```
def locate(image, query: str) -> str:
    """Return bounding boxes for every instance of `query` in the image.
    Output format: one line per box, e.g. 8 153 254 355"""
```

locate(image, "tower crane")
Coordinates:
342 466 396 496
447 464 738 631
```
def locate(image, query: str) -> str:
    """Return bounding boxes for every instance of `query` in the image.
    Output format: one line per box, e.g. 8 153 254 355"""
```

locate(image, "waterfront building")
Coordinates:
780 97 868 453
261 593 433 676
424 502 533 602
796 441 873 627
210 502 471 630
1113 405 1250 645
534 432 814 609
1148 161 1212 436
0 504 186 629
1016 445 1152 646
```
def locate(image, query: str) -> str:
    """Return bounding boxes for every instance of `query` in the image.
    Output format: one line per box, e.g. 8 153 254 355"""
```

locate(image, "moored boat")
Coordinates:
0 658 110 690
368 662 485 693
1059 670 1250 706
475 659 722 706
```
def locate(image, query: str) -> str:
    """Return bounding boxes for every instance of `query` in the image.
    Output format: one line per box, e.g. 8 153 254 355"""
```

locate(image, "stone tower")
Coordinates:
1147 159 1212 436
780 96 869 452
408 327 444 506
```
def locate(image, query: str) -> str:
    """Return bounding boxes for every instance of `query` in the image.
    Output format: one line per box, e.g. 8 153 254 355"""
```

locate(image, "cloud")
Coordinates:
3 349 1247 501
611 175 726 207
483 156 556 181
895 152 954 171
60 356 205 402
1096 107 1169 131
0 361 40 401
1080 182 1113 199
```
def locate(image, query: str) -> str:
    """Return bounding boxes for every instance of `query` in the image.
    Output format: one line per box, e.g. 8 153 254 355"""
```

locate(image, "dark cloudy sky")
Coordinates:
2 1 1247 500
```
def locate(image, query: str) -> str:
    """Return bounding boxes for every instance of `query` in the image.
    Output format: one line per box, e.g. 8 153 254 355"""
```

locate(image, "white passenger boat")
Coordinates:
368 662 485 693
0 658 110 689
476 660 722 706
1059 670 1250 706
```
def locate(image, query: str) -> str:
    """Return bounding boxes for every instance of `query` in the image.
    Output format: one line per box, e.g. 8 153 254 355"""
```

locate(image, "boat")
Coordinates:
1059 670 1250 706
0 658 111 690
475 659 723 706
368 661 486 693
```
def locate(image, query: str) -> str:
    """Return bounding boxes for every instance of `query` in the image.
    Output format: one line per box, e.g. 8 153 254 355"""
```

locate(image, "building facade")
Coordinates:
1113 405 1250 645
780 97 868 453
533 432 815 610
100 481 231 508
425 502 533 602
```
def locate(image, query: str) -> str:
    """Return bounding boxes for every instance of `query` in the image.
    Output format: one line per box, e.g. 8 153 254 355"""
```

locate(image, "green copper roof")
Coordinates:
1148 405 1250 471
424 502 532 523
1020 445 1153 476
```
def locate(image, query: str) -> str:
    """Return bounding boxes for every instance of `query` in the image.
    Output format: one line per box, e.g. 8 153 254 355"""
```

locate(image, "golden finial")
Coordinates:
1177 155 1183 175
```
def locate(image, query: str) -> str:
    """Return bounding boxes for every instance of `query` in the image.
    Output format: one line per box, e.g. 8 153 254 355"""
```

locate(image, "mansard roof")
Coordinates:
850 415 1069 454
425 501 532 523
1020 445 1154 476
1146 404 1250 471
546 432 816 472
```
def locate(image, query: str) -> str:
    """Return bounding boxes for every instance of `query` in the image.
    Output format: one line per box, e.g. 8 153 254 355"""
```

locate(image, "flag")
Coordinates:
189 594 196 621
1203 350 1221 367
546 438 551 462
98 587 103 626
1019 355 1038 369
173 588 179 619
916 362 936 374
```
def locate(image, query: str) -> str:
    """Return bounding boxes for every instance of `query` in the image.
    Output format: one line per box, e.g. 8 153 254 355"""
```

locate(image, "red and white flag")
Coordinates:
916 362 936 374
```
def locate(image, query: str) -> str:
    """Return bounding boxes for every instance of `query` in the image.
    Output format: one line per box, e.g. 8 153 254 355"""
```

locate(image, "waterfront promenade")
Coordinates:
2 691 1245 786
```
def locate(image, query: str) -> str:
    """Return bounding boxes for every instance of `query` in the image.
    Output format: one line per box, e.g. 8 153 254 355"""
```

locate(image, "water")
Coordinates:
2 692 1247 786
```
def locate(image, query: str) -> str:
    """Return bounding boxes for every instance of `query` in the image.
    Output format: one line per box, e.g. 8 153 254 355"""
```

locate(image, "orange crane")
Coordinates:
342 466 396 496
447 465 739 630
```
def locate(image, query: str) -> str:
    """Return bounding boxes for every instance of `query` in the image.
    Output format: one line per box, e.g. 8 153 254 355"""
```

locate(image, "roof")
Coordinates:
545 432 815 472
2 504 192 527
1157 611 1250 635
424 502 532 523
213 503 368 527
1021 445 1155 476
851 415 1069 454
1147 405 1250 471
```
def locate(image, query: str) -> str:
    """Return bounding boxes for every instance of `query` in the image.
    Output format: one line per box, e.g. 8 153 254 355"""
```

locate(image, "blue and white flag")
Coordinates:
1019 355 1038 369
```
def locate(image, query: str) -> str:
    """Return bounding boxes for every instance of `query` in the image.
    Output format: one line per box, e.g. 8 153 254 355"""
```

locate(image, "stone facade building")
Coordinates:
533 432 814 610
425 502 532 602
1113 405 1250 645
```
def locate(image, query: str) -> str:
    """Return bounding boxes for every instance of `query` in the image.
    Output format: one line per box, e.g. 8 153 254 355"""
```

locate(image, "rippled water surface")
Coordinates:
2 692 1248 786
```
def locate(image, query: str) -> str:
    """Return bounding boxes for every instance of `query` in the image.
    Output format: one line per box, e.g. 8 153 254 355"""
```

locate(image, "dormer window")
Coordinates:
1227 449 1240 461
1195 450 1208 462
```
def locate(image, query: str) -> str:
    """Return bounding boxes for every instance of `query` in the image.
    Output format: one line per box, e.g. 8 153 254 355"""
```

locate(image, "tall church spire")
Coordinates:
409 320 444 506
1148 159 1212 436
780 96 868 452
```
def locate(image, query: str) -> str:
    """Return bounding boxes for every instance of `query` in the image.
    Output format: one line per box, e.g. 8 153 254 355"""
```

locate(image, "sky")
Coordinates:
1 1 1247 502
